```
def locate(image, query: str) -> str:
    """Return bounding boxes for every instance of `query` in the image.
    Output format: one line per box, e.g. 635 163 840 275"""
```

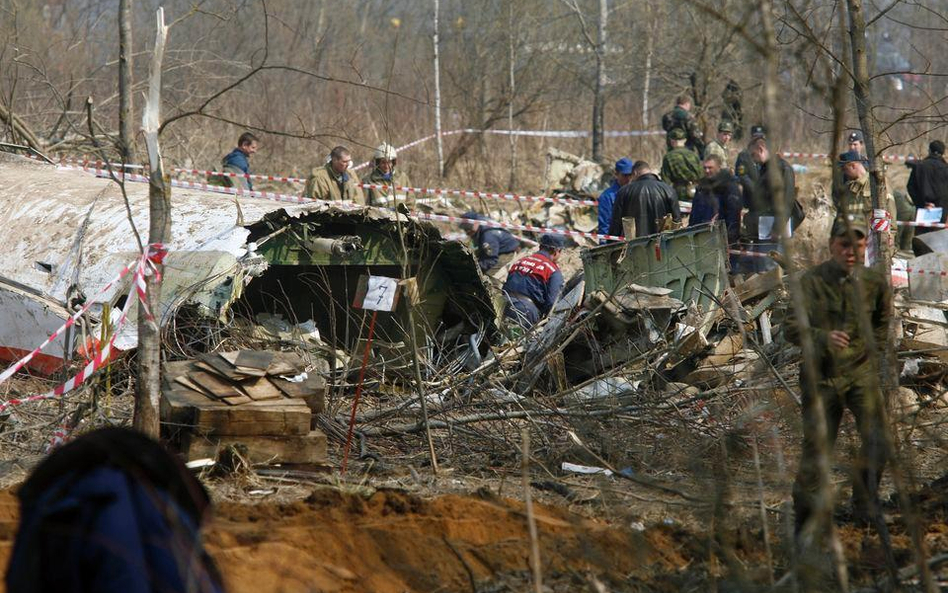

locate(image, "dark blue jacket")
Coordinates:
222 148 253 190
502 250 563 316
597 180 621 240
474 226 520 272
688 170 742 244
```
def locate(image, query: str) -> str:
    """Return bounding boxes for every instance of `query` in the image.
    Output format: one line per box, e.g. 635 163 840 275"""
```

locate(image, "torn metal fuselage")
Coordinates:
0 153 496 375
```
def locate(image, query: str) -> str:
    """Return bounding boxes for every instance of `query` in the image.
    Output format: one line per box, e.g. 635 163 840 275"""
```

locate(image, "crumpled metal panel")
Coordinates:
581 222 729 309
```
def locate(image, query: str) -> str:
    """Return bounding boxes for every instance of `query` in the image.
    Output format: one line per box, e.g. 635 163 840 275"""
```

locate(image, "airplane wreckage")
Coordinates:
0 151 498 376
0 148 779 408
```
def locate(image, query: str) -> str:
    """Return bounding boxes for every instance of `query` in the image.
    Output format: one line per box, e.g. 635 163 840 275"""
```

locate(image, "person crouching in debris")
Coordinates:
786 213 891 541
220 131 259 190
501 233 566 330
305 145 365 205
362 142 412 208
460 211 521 276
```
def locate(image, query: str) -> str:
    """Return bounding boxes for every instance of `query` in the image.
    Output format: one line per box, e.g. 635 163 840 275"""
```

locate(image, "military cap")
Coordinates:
717 121 735 133
930 140 945 156
847 130 864 143
830 213 868 238
539 233 567 250
668 128 687 141
615 157 634 175
838 150 868 165
750 125 766 139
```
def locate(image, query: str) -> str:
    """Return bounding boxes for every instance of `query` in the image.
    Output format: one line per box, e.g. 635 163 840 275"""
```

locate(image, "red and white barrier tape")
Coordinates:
0 260 139 386
896 220 948 229
894 267 948 277
0 245 165 414
780 151 913 163
728 249 775 258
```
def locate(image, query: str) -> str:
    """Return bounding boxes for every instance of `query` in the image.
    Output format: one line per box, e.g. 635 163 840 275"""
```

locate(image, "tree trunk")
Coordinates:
507 0 517 191
118 0 134 164
591 0 607 161
135 8 170 438
433 0 444 178
846 3 934 590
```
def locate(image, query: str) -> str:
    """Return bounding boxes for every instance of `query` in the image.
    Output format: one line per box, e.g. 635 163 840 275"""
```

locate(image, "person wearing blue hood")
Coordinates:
597 157 634 241
460 211 521 275
502 233 566 329
305 145 365 205
221 131 259 190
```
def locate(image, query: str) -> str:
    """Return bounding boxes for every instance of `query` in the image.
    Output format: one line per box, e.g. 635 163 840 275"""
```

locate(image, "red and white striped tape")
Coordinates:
728 249 775 258
896 220 948 229
894 267 948 277
0 260 139 386
0 245 165 414
780 152 913 163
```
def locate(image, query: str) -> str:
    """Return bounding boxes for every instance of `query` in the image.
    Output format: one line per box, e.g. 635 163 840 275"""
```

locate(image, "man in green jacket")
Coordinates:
785 213 891 540
661 128 703 201
305 146 365 205
361 143 412 208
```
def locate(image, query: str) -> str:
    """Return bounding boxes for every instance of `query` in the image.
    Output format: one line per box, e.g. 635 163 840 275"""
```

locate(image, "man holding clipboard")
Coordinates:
907 140 948 236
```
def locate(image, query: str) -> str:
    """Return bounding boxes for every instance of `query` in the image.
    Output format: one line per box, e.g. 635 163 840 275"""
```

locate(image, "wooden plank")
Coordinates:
734 268 782 303
240 377 283 402
189 370 243 398
272 374 326 413
219 351 267 377
235 350 274 371
179 430 328 465
198 353 256 381
174 374 214 398
161 368 311 436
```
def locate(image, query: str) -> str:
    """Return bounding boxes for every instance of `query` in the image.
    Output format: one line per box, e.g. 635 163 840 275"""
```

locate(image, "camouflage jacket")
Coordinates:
661 148 703 191
361 168 411 208
662 106 705 154
836 173 897 222
784 259 891 378
305 163 365 205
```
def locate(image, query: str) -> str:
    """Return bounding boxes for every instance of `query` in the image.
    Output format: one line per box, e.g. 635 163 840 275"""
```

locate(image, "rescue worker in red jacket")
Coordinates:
501 233 566 329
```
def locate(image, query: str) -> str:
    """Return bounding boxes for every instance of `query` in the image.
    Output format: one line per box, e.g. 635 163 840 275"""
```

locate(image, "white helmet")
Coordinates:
373 143 397 161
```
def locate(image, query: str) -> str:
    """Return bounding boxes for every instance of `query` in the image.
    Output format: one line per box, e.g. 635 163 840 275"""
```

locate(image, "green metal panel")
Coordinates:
581 223 729 309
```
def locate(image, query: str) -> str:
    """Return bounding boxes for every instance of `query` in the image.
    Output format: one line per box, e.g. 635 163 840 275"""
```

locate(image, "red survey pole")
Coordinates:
341 309 378 475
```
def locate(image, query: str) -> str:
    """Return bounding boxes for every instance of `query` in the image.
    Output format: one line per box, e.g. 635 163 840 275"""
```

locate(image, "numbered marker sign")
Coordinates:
354 275 400 312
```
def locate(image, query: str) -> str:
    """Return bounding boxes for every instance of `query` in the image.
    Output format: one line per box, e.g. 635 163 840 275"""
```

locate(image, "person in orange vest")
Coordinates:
501 233 566 329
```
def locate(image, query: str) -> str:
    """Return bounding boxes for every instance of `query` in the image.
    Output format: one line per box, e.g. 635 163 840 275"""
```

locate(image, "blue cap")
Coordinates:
615 157 634 175
539 233 567 250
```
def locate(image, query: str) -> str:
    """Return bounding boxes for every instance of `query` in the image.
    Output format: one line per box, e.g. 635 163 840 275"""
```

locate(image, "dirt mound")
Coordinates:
206 487 662 593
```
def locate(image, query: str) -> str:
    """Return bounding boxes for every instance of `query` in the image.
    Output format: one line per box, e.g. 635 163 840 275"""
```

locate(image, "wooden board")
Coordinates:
240 377 283 402
180 430 328 465
272 374 326 413
235 349 274 371
189 370 244 399
161 362 311 436
219 351 267 377
198 353 257 381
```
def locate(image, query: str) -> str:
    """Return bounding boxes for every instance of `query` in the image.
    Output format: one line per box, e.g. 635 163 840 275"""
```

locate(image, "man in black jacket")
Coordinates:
608 160 681 239
689 155 742 245
907 140 948 235
739 137 797 242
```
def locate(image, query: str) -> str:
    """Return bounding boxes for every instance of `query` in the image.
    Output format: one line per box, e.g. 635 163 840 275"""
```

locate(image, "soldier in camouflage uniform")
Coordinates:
661 128 703 201
661 95 705 155
786 213 891 539
704 121 734 170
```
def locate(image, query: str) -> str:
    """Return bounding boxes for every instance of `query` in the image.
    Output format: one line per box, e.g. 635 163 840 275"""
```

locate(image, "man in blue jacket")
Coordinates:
221 131 259 190
597 157 634 241
460 211 521 275
502 233 566 329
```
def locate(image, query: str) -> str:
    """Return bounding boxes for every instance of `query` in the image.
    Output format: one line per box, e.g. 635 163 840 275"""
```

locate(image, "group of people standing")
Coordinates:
598 95 800 274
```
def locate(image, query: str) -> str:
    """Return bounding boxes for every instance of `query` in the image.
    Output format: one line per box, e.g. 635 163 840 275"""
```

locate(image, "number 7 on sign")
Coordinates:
363 276 399 312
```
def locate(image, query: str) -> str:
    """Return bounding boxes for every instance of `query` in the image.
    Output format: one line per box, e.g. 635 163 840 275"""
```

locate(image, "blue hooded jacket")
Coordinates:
222 148 253 190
